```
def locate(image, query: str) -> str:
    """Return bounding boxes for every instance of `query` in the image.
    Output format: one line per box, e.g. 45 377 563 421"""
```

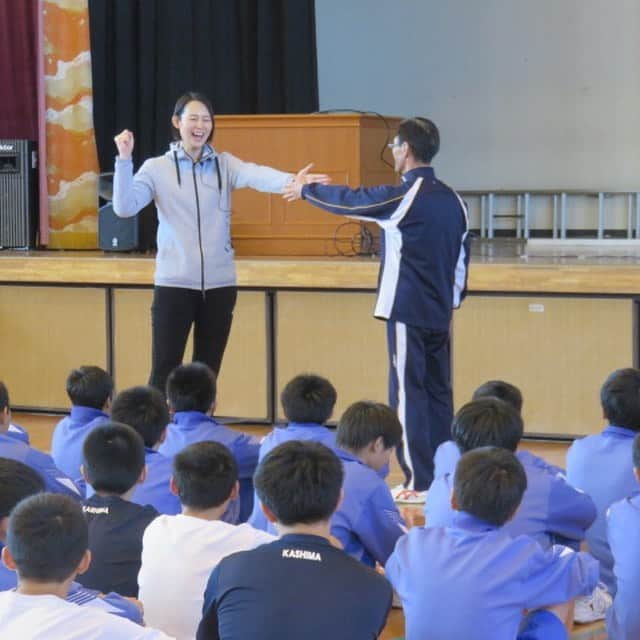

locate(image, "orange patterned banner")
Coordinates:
43 0 99 248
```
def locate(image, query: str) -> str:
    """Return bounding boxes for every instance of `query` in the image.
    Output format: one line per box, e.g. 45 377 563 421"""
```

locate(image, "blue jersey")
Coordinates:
566 425 638 594
248 423 336 533
302 166 469 331
433 439 461 477
51 406 109 482
0 434 81 498
606 493 640 639
6 423 29 444
330 448 406 567
159 412 260 522
386 511 599 640
426 450 596 549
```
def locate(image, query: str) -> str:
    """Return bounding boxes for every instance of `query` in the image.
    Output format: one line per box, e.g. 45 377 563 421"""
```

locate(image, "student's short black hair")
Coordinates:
452 398 523 454
111 385 169 448
82 422 145 495
454 447 527 526
280 374 337 424
397 117 440 164
0 458 45 519
336 401 402 451
173 442 237 510
166 362 217 413
0 381 8 412
254 441 343 526
7 493 88 582
65 366 113 410
472 380 523 414
601 368 640 431
634 434 640 469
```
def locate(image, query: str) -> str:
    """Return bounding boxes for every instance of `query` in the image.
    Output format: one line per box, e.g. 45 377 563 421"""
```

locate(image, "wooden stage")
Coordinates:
1 239 639 436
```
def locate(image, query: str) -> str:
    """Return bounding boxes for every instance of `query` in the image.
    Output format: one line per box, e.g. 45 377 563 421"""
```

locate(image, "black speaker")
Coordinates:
0 140 38 249
98 202 139 251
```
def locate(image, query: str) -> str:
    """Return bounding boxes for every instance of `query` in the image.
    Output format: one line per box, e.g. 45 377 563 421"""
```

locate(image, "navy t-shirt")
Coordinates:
78 494 157 597
196 533 392 640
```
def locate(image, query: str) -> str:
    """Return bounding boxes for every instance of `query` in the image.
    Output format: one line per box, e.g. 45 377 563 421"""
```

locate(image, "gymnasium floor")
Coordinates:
15 413 606 639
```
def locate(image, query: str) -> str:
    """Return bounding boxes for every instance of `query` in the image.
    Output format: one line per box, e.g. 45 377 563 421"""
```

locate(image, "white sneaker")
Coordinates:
390 484 427 504
574 583 612 623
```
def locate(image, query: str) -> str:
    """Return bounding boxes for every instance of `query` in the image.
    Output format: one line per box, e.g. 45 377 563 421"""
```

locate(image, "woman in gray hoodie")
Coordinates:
113 91 328 393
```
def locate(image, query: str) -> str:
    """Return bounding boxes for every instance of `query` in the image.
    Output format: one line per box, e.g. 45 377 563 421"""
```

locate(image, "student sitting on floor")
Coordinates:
196 440 392 640
51 366 112 483
0 380 29 443
567 367 640 597
330 401 407 567
159 362 260 522
138 441 274 640
0 493 170 639
78 422 158 597
426 397 596 551
248 372 337 531
0 457 143 624
107 385 180 515
0 385 81 499
605 432 640 640
387 447 599 640
433 379 526 477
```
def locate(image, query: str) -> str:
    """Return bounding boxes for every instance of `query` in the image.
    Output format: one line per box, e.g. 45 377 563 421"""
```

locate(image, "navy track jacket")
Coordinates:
302 166 470 330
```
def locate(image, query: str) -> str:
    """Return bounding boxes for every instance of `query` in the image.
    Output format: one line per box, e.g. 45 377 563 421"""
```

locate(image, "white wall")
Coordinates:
315 0 640 193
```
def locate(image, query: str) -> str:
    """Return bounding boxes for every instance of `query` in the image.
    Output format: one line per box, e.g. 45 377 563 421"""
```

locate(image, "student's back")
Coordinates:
566 368 640 595
198 534 391 640
331 447 405 565
329 402 406 566
388 448 599 640
159 364 260 520
138 442 273 640
51 366 112 482
248 374 337 532
77 422 157 597
606 493 640 639
427 449 595 549
109 386 180 515
0 433 81 498
0 591 167 640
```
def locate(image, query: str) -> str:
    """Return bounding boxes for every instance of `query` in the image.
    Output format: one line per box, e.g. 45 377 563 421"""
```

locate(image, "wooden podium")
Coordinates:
214 113 402 256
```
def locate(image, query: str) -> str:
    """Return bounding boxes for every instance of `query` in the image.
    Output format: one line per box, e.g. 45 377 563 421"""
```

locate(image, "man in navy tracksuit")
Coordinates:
284 117 470 496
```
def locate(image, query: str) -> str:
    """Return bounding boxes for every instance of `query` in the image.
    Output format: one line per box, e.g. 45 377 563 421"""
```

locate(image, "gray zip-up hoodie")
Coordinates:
113 143 292 290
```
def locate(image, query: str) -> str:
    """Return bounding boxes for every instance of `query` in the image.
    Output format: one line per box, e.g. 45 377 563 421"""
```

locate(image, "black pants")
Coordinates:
149 285 237 393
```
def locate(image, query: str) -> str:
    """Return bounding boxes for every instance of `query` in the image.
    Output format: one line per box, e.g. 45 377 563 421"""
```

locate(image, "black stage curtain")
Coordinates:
88 0 318 249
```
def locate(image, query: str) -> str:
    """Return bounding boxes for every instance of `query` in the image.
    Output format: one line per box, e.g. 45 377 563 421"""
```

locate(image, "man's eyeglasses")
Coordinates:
387 141 401 149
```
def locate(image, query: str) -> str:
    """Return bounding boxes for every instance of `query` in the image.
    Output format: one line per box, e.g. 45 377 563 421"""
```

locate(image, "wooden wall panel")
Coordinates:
452 296 635 436
112 289 269 420
275 291 388 421
0 286 106 408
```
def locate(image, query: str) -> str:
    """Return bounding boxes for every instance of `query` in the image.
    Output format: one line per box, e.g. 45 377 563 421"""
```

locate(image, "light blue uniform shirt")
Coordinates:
566 425 638 594
51 406 109 483
330 448 406 567
426 450 596 550
6 423 29 444
0 434 81 498
386 511 599 640
606 493 640 639
248 422 336 532
158 411 260 522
